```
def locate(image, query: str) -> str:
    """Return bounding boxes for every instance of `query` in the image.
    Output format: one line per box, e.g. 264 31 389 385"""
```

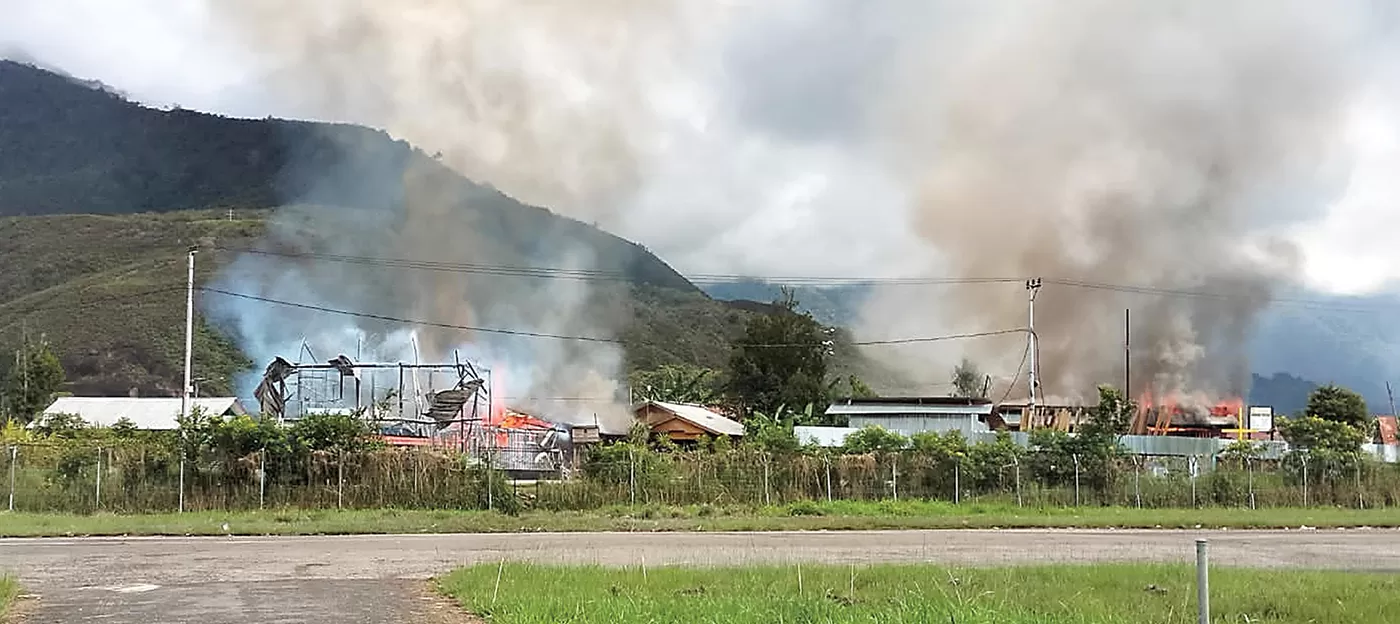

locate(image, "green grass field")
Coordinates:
1 500 1397 537
438 563 1398 624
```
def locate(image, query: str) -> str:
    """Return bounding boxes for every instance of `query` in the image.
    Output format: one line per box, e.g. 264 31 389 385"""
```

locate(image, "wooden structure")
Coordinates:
633 401 744 443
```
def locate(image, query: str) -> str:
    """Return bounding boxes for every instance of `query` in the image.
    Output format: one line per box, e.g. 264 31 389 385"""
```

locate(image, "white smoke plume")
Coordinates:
18 0 1391 408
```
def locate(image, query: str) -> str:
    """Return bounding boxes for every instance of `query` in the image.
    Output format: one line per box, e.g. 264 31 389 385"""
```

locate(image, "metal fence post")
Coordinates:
94 446 103 510
1190 455 1199 508
952 461 959 505
628 451 636 507
8 445 16 512
1246 458 1256 510
1356 463 1364 510
1196 539 1210 624
1302 455 1309 507
824 456 833 503
1133 456 1142 509
763 455 772 505
336 449 345 510
891 461 898 502
258 447 267 510
1072 454 1081 507
178 454 186 513
1014 457 1022 508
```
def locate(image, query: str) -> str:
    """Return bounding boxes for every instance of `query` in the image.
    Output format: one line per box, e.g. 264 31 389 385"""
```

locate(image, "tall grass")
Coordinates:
439 563 1400 624
5 441 1399 515
0 575 17 617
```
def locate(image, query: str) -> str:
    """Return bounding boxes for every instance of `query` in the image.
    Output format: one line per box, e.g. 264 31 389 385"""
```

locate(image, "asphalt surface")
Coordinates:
5 529 1399 623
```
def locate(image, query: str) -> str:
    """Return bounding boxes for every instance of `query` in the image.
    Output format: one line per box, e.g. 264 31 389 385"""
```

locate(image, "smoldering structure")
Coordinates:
252 348 570 475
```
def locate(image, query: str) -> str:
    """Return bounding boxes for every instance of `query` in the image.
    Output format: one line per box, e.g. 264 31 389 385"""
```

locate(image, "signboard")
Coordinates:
570 425 601 444
1378 416 1397 446
1248 406 1274 432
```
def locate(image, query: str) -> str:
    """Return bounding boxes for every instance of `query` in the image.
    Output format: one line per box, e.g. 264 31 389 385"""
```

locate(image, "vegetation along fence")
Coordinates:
4 439 1399 515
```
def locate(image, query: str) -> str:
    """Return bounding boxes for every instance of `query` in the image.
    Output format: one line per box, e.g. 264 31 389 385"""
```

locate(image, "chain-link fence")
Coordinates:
4 442 1399 514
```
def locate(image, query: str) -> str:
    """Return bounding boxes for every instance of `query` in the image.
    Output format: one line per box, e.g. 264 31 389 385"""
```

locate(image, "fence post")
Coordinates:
178 452 186 514
1302 455 1309 507
8 445 16 512
824 456 833 503
1014 457 1022 508
1246 458 1256 510
1189 455 1199 508
891 461 898 502
628 451 636 507
763 455 772 505
1356 463 1364 510
1072 454 1081 507
952 461 959 505
1196 539 1210 624
94 446 103 510
336 449 345 510
258 447 267 510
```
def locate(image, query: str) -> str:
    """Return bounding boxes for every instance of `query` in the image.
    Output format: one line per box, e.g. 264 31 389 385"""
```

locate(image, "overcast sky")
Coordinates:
4 0 1400 296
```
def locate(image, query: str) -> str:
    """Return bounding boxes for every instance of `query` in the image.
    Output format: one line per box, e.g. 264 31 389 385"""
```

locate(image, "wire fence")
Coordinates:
4 442 1400 514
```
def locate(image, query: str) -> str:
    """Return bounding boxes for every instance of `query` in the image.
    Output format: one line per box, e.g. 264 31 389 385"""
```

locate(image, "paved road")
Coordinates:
6 529 1400 623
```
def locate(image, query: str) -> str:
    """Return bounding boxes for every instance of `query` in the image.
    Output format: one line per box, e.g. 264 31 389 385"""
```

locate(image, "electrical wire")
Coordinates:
201 287 1028 348
997 341 1031 405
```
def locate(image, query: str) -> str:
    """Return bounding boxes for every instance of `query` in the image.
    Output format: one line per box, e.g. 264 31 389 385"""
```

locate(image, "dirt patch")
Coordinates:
3 594 37 623
412 581 482 624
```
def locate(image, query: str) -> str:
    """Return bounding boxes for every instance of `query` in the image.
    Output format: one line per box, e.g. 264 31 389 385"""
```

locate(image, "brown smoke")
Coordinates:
863 0 1359 400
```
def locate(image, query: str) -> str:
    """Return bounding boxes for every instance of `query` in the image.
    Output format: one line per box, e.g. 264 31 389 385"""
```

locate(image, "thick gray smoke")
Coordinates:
862 0 1365 401
191 0 1385 408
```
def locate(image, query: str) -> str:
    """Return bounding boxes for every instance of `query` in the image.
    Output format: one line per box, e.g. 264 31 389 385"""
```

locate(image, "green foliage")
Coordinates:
288 411 380 453
1080 385 1135 443
1305 384 1369 428
629 365 724 405
742 405 807 455
1277 415 1366 454
951 358 984 398
842 425 909 454
2 339 66 423
30 412 87 439
726 290 831 416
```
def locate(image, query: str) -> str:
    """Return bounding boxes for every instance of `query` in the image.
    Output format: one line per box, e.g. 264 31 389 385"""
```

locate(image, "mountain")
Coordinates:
0 60 904 400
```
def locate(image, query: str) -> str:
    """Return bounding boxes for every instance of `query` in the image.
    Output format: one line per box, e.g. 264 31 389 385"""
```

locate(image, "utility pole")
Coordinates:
1026 278 1042 412
179 246 196 513
1388 382 1397 419
1124 308 1131 395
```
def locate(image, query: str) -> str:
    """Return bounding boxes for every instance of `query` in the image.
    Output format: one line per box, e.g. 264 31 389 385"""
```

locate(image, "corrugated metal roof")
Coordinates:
826 403 993 416
641 401 745 436
40 397 248 430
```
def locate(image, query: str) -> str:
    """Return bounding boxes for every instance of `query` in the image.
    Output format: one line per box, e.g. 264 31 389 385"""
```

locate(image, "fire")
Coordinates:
1135 390 1243 435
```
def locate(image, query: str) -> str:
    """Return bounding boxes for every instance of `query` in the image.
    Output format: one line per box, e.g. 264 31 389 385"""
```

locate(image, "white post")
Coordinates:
1013 458 1022 507
1247 458 1256 510
1072 454 1081 506
952 461 959 505
7 445 16 512
259 447 267 510
1134 456 1142 509
891 461 898 501
1195 539 1210 624
763 455 772 505
94 446 102 510
179 247 196 514
628 450 636 506
1302 455 1309 507
337 449 345 509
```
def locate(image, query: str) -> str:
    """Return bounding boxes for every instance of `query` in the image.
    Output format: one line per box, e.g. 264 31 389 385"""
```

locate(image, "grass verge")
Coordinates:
0 575 16 618
1 501 1398 537
438 563 1399 623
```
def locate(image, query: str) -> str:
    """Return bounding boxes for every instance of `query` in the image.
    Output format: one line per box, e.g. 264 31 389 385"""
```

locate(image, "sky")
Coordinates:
3 0 1400 296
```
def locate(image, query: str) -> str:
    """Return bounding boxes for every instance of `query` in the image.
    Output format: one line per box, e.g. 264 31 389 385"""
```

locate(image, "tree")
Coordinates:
727 289 831 416
951 358 985 398
2 339 67 424
1305 384 1369 428
1277 416 1366 454
629 365 724 405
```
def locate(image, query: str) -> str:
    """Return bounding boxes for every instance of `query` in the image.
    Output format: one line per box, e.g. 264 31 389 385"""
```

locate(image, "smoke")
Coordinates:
857 0 1366 400
179 0 1393 408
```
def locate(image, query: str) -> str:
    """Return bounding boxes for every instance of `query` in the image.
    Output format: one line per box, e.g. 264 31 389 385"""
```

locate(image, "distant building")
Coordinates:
39 397 249 430
633 401 744 443
826 397 993 437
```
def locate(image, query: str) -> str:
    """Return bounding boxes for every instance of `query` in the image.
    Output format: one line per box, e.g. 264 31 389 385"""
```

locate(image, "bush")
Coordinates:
843 426 909 454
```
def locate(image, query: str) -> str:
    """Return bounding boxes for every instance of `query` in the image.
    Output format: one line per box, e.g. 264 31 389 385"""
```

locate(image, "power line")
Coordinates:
210 245 1023 287
201 287 1027 348
998 341 1031 405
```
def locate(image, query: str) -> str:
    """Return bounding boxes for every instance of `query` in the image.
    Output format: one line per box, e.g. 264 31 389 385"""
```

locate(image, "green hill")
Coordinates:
0 60 906 400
